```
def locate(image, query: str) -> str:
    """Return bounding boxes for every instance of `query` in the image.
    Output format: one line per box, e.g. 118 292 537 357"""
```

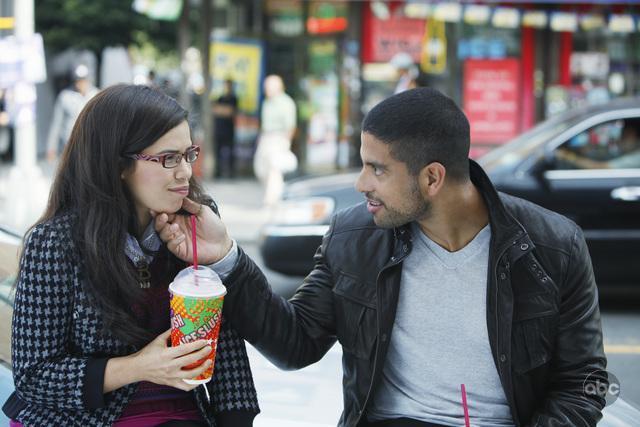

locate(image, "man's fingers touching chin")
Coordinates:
181 198 202 215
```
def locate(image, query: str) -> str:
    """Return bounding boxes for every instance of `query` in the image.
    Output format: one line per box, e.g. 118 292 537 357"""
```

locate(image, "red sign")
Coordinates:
307 1 348 34
362 5 425 63
307 17 348 34
463 59 521 144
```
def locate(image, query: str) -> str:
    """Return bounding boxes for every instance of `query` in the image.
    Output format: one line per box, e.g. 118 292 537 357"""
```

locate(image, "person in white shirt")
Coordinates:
253 74 297 206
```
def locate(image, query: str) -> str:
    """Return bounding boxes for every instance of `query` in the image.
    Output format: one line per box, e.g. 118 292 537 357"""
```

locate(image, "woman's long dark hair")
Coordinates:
30 84 211 346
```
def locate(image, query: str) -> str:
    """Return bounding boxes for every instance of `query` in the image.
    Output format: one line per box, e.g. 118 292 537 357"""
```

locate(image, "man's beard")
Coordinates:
373 180 431 229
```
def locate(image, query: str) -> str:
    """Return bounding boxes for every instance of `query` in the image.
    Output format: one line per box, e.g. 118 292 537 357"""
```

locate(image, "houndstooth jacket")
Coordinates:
5 212 260 426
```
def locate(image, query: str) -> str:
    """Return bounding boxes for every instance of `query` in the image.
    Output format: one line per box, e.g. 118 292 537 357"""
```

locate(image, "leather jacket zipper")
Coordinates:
356 253 406 424
493 241 521 426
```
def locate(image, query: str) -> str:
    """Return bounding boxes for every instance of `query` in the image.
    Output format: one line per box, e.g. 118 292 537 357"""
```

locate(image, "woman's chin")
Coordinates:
169 200 185 214
151 201 183 215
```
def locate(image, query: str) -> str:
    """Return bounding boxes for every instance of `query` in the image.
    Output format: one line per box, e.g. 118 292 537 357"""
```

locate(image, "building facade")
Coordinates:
213 1 640 171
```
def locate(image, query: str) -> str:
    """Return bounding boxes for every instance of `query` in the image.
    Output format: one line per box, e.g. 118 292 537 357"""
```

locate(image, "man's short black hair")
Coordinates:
362 87 470 182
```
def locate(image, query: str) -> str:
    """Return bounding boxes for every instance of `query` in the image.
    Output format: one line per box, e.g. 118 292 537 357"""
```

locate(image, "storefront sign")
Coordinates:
266 0 303 37
458 38 507 60
307 1 348 34
433 3 461 23
210 39 263 115
308 40 337 76
0 17 14 30
580 14 605 31
550 12 578 32
404 3 431 19
464 5 490 26
362 4 426 63
522 10 547 29
492 8 520 29
303 74 339 169
421 19 447 74
570 52 609 80
463 59 520 144
609 14 635 33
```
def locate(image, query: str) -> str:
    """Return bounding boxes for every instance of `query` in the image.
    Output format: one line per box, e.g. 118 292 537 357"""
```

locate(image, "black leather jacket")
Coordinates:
224 161 607 427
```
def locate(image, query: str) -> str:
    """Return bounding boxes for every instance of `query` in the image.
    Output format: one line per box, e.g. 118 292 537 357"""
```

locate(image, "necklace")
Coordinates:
136 264 152 289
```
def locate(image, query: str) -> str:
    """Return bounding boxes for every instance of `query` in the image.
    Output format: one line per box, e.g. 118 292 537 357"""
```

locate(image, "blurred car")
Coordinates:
260 98 640 292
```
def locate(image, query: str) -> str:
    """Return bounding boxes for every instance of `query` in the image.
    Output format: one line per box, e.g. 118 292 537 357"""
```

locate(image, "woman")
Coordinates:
4 85 259 426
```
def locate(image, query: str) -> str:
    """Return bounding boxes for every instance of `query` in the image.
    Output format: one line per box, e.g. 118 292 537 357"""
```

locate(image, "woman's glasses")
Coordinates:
125 145 200 169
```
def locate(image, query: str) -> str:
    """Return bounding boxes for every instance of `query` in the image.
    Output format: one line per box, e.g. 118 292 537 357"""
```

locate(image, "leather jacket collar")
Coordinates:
390 159 532 266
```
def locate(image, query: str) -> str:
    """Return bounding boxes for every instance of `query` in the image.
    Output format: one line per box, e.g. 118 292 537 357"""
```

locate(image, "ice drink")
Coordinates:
169 266 227 384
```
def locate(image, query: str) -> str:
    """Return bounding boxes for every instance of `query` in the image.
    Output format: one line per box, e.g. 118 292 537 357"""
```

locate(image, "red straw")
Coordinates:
190 215 198 271
461 384 471 427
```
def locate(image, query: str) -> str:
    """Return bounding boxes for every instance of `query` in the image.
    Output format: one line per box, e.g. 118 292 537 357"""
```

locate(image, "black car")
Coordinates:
260 98 640 291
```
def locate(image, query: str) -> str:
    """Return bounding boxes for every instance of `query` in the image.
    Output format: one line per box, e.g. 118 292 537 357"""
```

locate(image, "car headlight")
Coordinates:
270 197 335 225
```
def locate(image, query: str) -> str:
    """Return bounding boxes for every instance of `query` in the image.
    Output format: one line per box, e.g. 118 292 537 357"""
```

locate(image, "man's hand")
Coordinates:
152 197 233 265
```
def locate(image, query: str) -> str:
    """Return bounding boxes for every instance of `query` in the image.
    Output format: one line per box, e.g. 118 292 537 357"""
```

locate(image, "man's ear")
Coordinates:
418 162 446 197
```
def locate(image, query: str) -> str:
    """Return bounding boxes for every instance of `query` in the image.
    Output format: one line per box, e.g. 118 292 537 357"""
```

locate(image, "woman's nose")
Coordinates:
174 157 192 180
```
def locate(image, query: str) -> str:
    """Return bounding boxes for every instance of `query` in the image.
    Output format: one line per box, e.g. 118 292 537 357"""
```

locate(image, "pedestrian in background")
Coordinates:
46 64 98 163
390 52 418 94
5 84 259 426
212 78 238 178
173 88 607 427
147 69 159 89
253 74 297 206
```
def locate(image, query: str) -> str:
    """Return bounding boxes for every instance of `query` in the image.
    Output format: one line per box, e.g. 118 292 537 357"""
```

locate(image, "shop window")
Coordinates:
571 28 640 100
553 119 640 170
458 25 521 61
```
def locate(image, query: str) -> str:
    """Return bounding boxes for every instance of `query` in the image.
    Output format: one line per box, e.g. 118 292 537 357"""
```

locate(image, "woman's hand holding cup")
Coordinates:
132 329 212 391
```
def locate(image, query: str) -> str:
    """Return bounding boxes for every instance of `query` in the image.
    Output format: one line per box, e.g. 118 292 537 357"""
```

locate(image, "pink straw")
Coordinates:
461 384 471 427
190 215 198 272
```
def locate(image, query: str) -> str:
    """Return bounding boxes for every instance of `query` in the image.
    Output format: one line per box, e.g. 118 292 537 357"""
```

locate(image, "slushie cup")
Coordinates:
169 266 226 384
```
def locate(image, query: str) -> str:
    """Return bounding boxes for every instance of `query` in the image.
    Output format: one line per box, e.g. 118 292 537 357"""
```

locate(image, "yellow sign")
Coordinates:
210 40 263 115
0 17 15 29
421 19 447 75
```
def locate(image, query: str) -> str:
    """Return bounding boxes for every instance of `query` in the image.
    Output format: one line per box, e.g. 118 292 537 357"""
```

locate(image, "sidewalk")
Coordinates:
0 162 269 243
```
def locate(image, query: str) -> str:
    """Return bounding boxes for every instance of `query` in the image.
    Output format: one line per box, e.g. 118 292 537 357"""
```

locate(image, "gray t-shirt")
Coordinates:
46 87 98 153
368 223 514 427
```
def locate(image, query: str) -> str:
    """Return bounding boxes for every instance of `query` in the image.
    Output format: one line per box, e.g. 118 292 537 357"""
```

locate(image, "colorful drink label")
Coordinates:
169 292 224 381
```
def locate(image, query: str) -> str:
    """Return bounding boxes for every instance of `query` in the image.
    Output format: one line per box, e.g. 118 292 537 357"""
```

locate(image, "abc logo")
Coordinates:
583 370 620 407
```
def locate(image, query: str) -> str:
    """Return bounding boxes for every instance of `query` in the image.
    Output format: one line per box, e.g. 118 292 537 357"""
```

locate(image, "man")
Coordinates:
46 64 98 162
157 88 607 426
212 78 238 178
556 119 640 170
253 74 297 206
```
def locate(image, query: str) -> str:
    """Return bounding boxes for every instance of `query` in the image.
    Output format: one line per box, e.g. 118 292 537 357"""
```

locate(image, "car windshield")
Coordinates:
478 112 577 174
